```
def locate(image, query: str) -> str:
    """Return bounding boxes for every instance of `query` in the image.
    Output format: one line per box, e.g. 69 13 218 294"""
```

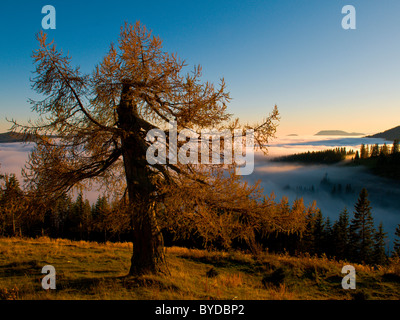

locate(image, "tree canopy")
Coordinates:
11 21 288 275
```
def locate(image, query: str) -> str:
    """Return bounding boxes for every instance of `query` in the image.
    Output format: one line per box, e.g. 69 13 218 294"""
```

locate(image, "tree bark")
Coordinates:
117 84 167 275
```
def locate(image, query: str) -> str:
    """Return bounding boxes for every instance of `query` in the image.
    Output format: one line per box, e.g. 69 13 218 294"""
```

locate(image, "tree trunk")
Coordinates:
122 136 167 275
118 84 167 275
12 211 16 236
129 197 166 275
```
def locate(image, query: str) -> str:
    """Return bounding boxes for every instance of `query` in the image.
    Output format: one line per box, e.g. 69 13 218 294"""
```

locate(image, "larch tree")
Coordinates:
11 22 284 275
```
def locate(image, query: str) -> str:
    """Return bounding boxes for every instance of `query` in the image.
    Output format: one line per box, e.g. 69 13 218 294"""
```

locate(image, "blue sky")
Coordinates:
1 0 400 136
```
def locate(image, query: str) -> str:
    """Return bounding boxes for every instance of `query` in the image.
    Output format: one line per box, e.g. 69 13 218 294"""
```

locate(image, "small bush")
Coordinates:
0 286 19 300
262 267 286 287
206 267 219 278
351 290 371 300
382 272 400 283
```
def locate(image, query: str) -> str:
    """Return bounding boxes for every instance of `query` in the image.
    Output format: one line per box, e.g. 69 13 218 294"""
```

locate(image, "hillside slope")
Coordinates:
367 126 400 141
0 237 399 300
0 132 34 143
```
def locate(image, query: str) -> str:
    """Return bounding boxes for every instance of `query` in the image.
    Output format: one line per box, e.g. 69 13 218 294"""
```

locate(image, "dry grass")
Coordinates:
0 237 399 300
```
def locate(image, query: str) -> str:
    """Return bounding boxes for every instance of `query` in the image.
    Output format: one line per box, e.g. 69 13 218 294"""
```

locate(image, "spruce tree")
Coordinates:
373 222 387 265
360 144 367 159
0 174 24 236
71 193 92 240
332 207 350 260
92 196 111 242
323 217 334 257
392 139 399 154
371 144 379 157
380 143 389 156
55 192 73 238
354 150 360 162
313 210 325 255
300 210 316 254
393 224 400 258
350 188 375 264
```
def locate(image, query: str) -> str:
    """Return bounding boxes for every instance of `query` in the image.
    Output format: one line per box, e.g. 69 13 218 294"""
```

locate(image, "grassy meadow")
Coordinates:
0 237 399 300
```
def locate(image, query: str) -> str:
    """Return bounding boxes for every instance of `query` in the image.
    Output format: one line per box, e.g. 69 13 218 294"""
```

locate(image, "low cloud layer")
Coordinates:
248 135 400 250
0 142 33 177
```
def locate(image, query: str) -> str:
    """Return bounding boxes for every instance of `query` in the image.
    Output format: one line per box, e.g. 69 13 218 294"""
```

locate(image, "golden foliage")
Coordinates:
9 21 286 271
158 166 316 251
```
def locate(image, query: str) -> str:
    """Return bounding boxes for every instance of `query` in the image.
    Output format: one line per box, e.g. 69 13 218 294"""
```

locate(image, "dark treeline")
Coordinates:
258 187 400 265
284 173 356 196
0 173 131 242
272 141 400 181
352 140 400 180
1 172 400 265
273 147 354 164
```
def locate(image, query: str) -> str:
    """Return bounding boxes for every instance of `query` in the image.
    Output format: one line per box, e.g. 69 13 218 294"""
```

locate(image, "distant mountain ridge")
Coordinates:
315 130 364 136
0 132 36 143
366 125 400 141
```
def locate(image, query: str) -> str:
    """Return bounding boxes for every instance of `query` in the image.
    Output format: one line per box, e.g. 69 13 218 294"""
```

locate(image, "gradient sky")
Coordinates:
1 0 400 136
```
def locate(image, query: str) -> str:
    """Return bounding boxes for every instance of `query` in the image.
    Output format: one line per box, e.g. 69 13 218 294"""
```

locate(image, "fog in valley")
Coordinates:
245 135 400 251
